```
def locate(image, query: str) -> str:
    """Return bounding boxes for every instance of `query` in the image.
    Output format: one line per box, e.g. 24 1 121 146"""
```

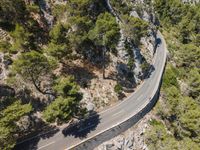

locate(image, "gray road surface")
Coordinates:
14 31 167 150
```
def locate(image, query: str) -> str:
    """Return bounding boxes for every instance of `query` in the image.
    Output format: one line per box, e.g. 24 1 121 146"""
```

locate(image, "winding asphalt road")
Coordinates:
14 31 167 150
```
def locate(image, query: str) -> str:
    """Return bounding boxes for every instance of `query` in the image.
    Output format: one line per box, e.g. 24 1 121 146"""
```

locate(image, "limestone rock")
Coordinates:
86 102 95 111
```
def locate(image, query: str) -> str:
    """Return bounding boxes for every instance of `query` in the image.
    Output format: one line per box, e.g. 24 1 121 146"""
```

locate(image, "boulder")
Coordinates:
125 137 134 148
86 102 95 111
17 115 32 131
130 11 140 18
105 143 114 149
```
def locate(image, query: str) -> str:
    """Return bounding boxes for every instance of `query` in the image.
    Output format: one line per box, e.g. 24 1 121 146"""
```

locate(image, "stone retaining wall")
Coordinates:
72 81 162 150
68 31 167 150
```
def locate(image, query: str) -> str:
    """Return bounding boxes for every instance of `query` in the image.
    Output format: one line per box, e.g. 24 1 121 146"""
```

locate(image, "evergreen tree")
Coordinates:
0 0 27 23
12 51 56 95
43 76 84 123
123 15 149 46
10 24 31 52
88 12 120 78
0 99 32 150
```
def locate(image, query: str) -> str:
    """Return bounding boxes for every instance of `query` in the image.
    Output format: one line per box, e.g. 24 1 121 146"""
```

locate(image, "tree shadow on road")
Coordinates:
62 112 101 139
154 37 162 55
143 64 155 79
14 125 60 150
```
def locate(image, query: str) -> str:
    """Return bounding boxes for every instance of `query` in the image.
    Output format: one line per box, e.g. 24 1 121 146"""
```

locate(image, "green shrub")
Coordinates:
162 65 179 89
114 83 123 94
128 57 134 69
0 40 11 53
26 4 40 13
52 4 67 18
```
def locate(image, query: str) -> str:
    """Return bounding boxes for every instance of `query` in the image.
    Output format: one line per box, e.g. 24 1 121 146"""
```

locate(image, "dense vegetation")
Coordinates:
2 0 198 149
145 0 200 149
123 15 149 46
43 76 85 123
0 0 148 149
0 97 32 149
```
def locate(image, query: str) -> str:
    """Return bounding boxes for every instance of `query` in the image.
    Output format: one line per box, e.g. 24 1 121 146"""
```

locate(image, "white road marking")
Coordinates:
38 141 55 150
137 94 143 100
112 110 124 117
17 129 58 144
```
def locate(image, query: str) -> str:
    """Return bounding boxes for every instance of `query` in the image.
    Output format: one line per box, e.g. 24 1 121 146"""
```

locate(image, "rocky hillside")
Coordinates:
1 0 199 150
0 0 158 112
97 0 200 149
0 0 158 149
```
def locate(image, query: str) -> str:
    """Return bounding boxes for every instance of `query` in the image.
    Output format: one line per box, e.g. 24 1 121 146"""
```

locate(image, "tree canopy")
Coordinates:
12 51 56 94
0 0 27 23
88 12 120 49
146 1 200 149
0 99 32 150
10 24 31 52
123 15 149 46
43 76 84 123
43 97 76 123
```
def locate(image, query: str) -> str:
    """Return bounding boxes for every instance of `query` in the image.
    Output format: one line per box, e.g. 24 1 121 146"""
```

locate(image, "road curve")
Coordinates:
14 31 167 150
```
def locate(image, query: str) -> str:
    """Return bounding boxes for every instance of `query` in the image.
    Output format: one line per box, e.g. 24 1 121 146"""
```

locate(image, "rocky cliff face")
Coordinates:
107 0 157 81
95 0 159 148
0 53 7 82
38 0 54 27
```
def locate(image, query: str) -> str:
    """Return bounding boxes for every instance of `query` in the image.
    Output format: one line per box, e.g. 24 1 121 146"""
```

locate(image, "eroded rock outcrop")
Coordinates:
38 0 54 27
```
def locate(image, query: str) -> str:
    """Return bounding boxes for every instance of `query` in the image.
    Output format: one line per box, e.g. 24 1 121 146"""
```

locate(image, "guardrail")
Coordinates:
67 31 167 150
